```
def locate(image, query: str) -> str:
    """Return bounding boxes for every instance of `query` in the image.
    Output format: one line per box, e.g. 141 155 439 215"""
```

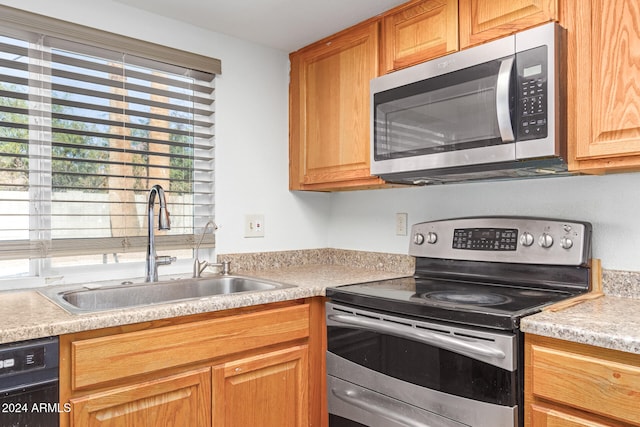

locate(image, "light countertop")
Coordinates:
0 263 409 344
521 295 640 354
2 250 640 357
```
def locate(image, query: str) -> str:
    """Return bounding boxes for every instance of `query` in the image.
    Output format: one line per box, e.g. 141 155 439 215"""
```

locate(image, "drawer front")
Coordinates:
531 344 640 425
530 404 612 427
71 304 310 390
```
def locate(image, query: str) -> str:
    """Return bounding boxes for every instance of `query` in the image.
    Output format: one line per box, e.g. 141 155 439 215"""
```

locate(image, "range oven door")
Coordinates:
326 302 519 427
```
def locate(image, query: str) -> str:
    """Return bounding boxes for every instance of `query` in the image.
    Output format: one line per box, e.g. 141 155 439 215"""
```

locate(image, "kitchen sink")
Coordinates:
39 276 294 314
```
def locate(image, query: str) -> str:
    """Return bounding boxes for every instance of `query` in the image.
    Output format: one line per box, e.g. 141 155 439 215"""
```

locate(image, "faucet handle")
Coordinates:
156 255 177 266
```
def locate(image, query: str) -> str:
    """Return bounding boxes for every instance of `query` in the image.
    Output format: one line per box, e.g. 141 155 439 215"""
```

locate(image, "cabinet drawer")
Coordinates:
530 344 640 425
71 304 309 390
530 404 612 427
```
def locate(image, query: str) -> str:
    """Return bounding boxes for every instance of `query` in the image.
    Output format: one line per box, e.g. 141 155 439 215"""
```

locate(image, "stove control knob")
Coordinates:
413 233 425 245
426 232 438 244
538 233 554 248
519 232 534 247
561 237 573 249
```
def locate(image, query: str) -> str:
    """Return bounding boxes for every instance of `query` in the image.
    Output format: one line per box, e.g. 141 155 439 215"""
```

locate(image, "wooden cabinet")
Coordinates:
289 0 461 191
59 300 320 427
212 346 308 427
70 368 212 427
459 0 558 49
380 0 458 73
525 334 640 427
289 20 384 191
563 0 640 173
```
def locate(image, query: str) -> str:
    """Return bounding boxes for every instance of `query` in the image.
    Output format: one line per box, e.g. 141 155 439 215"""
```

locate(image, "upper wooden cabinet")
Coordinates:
289 0 459 191
289 20 384 191
564 0 640 173
380 0 458 73
459 0 558 48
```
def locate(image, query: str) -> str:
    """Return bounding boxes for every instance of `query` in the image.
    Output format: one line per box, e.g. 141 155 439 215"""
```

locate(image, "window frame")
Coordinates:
0 5 220 288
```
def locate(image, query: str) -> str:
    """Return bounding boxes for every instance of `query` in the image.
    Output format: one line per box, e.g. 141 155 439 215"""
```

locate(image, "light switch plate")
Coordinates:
395 213 408 236
244 214 265 238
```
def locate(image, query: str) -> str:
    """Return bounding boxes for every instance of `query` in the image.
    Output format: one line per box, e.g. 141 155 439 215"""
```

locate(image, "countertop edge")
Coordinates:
520 294 640 354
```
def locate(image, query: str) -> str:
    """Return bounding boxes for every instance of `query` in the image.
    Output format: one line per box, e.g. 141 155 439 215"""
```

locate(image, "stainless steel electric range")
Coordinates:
325 216 592 427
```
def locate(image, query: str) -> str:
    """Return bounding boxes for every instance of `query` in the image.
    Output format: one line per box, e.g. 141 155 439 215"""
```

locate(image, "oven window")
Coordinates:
328 414 368 427
328 326 516 406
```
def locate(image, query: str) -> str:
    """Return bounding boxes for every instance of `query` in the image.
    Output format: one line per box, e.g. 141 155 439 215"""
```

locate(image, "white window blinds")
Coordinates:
0 19 217 266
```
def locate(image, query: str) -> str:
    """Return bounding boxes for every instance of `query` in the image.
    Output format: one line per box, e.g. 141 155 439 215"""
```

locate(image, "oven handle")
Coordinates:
328 314 505 361
496 56 515 142
331 386 433 427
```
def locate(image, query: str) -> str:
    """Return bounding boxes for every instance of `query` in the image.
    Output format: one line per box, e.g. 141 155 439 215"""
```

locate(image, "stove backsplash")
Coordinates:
221 249 639 299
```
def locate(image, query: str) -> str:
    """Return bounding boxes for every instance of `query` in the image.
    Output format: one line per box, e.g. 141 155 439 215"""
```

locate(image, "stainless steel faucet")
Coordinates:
145 184 175 282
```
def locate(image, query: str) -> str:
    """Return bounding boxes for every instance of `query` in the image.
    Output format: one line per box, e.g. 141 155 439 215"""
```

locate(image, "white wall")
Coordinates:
3 1 640 274
329 172 640 271
0 0 331 255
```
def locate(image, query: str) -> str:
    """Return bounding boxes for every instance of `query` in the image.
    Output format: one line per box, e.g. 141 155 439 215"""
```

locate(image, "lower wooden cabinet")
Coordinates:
212 345 309 427
70 368 212 427
530 403 614 427
59 300 321 427
525 334 640 427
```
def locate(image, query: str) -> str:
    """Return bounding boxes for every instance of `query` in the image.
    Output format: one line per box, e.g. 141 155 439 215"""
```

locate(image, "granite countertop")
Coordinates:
521 269 640 355
520 296 640 354
0 249 414 344
2 250 640 357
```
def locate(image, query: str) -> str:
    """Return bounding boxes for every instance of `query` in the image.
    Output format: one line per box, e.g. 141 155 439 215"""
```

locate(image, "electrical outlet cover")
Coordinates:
244 214 265 238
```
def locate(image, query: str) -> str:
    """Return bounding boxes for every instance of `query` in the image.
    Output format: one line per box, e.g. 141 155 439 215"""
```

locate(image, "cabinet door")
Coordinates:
212 345 309 427
530 404 613 427
70 368 211 427
566 0 640 172
381 0 458 73
289 21 385 191
459 0 557 48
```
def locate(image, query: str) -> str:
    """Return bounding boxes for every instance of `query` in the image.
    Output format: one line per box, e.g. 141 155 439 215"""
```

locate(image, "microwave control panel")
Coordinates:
516 46 548 141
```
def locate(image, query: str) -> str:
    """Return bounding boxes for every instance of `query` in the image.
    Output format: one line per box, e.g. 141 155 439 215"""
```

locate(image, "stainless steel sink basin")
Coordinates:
39 276 294 314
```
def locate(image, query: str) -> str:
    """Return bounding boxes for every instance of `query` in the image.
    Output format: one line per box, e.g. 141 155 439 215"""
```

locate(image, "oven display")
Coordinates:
453 228 518 251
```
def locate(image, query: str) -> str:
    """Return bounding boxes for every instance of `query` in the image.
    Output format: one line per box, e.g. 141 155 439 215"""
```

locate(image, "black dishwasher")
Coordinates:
0 337 59 427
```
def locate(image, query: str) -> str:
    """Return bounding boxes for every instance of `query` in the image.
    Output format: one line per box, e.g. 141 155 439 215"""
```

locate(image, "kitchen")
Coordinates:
0 0 639 426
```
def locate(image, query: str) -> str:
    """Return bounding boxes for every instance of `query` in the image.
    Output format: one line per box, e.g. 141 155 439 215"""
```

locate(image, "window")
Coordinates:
0 7 220 282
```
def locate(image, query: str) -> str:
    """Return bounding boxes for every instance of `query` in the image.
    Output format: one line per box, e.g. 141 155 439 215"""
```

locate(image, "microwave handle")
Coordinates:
496 56 515 142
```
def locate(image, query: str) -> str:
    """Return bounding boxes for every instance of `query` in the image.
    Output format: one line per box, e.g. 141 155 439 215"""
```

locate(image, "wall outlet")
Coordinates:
395 212 408 236
244 214 265 238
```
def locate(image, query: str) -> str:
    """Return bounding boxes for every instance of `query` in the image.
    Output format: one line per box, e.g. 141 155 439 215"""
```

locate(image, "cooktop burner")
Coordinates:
419 290 513 306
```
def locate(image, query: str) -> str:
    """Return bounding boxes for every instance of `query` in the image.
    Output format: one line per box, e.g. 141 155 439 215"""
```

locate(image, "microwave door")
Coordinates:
372 57 517 175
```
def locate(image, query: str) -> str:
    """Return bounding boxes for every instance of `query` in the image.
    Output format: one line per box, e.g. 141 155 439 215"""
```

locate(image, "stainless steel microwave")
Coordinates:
370 23 567 185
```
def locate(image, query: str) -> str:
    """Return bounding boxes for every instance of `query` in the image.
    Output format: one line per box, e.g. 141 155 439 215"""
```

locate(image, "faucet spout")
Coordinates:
145 185 174 282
